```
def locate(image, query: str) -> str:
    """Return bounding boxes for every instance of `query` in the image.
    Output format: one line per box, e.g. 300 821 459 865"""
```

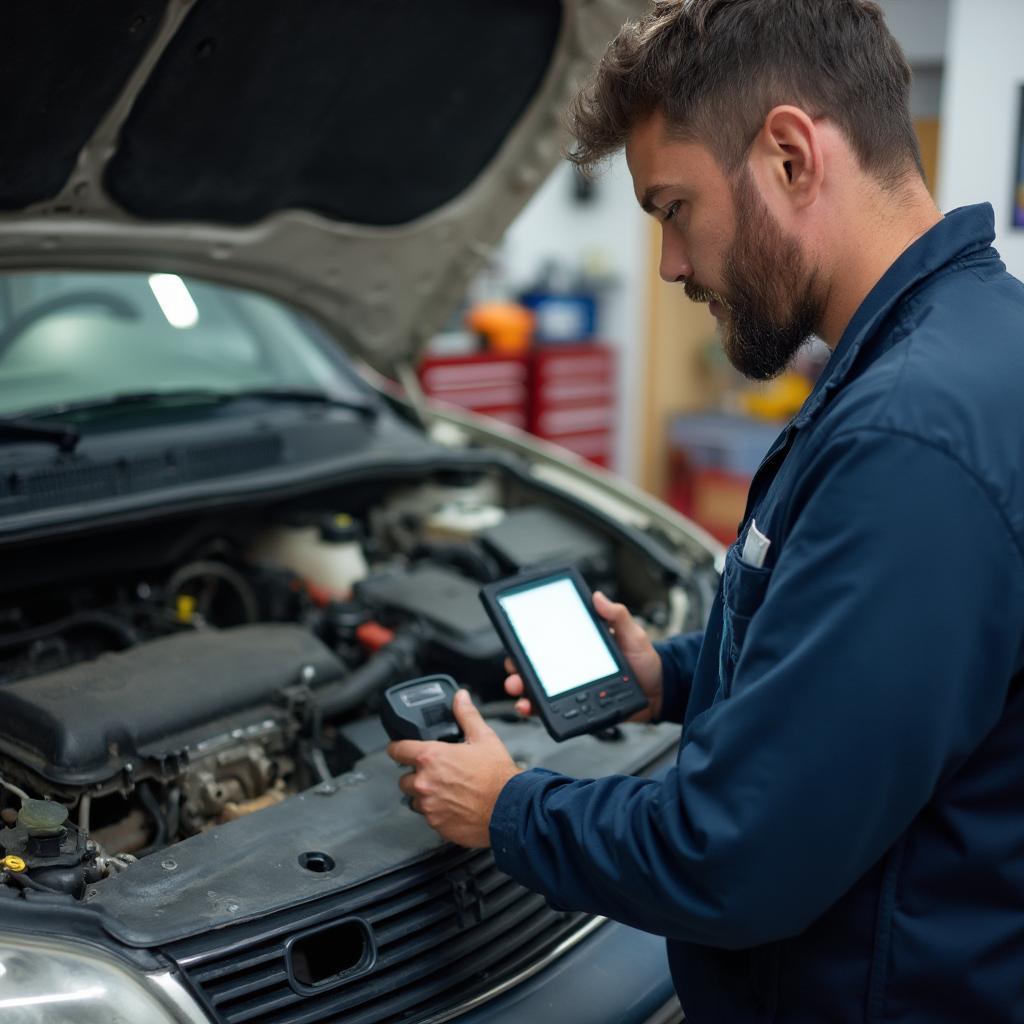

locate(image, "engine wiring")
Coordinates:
0 772 29 804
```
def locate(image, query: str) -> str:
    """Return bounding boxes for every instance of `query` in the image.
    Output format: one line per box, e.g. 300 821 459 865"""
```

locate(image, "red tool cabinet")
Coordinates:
418 343 616 468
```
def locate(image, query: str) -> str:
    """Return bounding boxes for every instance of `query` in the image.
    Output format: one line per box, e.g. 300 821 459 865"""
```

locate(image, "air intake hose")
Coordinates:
310 626 425 719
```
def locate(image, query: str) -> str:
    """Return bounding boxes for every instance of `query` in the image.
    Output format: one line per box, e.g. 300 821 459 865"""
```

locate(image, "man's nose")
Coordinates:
659 228 693 283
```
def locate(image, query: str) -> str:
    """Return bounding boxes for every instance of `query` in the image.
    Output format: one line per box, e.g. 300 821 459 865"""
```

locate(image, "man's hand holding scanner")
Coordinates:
503 591 664 723
387 690 521 849
387 590 665 847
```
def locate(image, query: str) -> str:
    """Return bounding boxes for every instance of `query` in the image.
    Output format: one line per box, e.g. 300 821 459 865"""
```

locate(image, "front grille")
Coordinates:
166 845 592 1024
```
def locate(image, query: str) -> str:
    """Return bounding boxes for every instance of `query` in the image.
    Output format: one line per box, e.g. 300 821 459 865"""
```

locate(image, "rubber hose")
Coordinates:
134 783 168 858
310 627 424 719
5 870 66 895
0 610 139 652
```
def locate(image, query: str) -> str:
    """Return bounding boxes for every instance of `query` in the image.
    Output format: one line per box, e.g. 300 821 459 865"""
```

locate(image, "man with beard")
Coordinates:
387 1 1024 1020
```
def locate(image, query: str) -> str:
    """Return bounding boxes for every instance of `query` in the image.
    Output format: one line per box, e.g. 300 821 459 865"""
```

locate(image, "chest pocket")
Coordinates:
718 543 773 699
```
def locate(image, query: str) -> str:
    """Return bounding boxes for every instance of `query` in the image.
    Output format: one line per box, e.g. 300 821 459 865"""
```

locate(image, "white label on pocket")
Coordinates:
741 520 771 568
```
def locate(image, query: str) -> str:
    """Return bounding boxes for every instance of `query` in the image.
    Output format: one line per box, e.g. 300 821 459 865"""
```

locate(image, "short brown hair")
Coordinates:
567 0 923 188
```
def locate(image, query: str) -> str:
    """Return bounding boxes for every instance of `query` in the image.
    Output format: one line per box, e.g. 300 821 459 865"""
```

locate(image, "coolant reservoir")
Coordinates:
423 502 505 543
249 515 368 599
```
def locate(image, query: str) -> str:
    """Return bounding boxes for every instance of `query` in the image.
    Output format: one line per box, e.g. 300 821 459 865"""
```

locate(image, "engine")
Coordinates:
0 475 685 898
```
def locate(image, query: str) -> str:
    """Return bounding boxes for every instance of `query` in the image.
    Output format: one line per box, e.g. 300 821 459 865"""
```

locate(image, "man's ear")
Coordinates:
750 105 823 209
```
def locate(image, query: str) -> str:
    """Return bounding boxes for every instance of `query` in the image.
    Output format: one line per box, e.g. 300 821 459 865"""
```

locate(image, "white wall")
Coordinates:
874 2 948 119
877 0 949 65
938 0 1024 280
499 154 648 481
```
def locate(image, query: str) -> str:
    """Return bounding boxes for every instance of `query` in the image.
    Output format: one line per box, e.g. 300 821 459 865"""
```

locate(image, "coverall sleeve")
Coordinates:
653 631 704 724
489 429 1024 948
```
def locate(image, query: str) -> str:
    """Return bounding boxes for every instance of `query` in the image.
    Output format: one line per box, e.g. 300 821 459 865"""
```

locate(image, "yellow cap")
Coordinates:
1 855 27 872
176 594 197 624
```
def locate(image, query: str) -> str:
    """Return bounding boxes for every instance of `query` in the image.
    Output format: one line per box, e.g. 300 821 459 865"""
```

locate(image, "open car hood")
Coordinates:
0 0 641 377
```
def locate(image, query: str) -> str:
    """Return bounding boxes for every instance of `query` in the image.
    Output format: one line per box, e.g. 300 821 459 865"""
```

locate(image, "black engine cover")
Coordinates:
0 625 343 787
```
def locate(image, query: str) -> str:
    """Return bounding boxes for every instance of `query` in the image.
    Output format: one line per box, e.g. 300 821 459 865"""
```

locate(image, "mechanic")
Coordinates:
387 1 1024 1019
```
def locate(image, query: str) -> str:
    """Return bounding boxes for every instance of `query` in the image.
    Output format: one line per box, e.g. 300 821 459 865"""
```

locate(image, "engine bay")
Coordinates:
0 468 697 902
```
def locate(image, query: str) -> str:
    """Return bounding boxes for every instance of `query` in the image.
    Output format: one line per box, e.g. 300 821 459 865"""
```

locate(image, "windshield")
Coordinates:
0 271 358 417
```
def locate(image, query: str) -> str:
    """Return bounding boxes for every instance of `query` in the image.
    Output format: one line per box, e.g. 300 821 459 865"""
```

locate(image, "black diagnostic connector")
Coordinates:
381 675 463 743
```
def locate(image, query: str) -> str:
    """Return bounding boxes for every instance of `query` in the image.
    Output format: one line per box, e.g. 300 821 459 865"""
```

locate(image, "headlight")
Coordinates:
0 936 207 1024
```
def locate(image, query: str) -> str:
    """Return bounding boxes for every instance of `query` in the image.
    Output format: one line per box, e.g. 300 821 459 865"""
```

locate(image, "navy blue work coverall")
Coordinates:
489 204 1024 1023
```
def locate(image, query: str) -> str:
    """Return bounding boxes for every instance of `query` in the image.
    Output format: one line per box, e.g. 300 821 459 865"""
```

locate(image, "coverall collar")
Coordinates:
793 202 997 429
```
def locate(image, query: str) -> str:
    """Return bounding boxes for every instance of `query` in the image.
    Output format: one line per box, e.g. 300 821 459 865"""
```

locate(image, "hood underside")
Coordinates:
0 0 642 375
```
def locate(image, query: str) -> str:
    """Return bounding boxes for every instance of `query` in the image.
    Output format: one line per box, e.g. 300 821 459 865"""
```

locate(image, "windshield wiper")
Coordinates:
19 387 379 422
0 417 79 453
228 388 379 418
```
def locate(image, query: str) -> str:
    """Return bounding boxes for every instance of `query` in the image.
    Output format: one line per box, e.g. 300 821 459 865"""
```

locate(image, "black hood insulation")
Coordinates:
106 0 562 225
0 1 165 211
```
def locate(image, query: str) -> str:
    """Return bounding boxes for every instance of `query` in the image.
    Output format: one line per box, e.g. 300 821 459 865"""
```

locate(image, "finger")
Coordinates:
504 656 518 675
593 590 626 623
387 740 425 767
504 673 524 697
593 591 638 638
398 771 418 797
453 689 495 741
515 697 532 717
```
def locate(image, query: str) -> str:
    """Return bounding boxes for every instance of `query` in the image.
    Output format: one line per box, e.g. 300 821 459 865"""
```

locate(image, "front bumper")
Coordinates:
454 918 681 1024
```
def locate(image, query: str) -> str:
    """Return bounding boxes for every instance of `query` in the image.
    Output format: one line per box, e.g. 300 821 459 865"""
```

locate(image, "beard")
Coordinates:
686 169 824 381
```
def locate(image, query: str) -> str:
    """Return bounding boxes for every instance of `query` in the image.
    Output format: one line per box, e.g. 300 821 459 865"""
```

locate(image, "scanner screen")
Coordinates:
498 578 618 698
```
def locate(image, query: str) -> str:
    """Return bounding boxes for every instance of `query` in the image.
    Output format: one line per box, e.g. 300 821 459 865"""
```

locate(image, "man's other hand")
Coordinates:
503 590 664 722
387 690 521 848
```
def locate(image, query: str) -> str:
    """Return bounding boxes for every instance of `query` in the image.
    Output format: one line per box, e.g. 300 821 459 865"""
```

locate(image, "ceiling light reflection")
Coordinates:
148 274 199 328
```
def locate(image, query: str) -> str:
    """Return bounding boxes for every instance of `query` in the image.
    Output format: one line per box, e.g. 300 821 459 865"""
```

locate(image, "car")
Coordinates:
0 2 720 1022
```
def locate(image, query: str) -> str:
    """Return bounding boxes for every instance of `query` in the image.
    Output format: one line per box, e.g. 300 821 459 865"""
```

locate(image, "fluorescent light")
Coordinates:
148 274 199 328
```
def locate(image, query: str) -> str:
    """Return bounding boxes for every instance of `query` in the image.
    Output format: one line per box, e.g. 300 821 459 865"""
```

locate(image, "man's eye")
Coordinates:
662 201 682 223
